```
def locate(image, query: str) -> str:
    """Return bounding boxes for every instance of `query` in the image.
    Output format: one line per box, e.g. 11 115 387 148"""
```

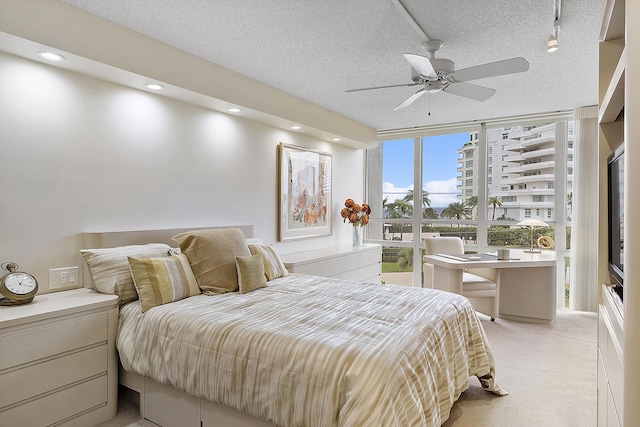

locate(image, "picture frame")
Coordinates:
278 143 332 241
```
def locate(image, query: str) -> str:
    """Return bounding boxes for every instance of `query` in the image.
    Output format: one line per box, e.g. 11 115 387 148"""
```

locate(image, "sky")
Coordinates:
382 133 470 208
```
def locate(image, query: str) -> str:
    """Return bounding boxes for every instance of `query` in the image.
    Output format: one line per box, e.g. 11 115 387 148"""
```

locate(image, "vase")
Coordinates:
352 226 363 246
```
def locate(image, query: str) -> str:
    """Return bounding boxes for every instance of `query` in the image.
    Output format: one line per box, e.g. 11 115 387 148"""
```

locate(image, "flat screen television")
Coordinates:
607 144 624 301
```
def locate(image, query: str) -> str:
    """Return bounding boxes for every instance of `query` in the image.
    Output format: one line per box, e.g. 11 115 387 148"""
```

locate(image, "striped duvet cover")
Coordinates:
117 274 505 426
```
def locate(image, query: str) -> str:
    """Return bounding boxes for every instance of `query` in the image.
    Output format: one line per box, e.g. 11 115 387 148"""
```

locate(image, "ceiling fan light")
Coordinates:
425 81 442 93
547 35 558 52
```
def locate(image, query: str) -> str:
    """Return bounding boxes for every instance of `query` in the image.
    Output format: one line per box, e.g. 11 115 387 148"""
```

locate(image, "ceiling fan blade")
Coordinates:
443 82 496 102
345 82 419 93
393 88 427 111
450 57 529 82
403 53 437 79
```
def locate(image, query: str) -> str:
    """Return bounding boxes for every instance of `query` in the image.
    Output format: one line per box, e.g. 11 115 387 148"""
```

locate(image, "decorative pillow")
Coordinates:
80 243 172 305
235 253 268 294
248 243 289 281
128 253 201 313
172 228 251 294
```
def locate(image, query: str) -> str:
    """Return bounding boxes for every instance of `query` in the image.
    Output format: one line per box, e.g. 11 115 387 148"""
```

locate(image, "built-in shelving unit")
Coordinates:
599 47 625 123
598 0 625 426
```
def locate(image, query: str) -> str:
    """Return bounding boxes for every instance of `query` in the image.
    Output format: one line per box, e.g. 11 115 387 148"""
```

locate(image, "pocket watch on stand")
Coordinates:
537 235 555 250
0 262 38 306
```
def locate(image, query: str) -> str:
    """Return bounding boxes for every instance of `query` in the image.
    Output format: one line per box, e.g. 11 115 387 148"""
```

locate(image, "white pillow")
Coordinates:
80 243 172 304
247 243 289 281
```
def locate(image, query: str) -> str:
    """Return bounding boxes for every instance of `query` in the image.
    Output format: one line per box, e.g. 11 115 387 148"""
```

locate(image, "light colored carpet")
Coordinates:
443 308 596 427
98 308 596 427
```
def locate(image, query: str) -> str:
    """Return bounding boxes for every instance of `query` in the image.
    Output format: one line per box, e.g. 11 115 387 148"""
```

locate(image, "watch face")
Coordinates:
5 273 37 295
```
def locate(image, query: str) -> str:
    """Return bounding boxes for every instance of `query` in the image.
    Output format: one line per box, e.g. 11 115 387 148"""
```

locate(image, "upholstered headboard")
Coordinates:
81 225 254 288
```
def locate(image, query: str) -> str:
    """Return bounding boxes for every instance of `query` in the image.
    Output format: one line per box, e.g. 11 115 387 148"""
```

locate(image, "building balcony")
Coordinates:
520 134 555 149
506 160 556 174
502 141 524 151
502 173 555 185
506 124 556 140
500 201 554 210
503 153 525 162
492 188 555 199
520 147 555 159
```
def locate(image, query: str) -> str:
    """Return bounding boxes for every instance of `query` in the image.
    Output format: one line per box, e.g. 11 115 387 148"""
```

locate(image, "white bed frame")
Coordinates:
82 226 274 427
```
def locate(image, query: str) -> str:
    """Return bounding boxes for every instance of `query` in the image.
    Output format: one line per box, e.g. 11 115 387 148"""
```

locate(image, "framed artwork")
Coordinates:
278 143 332 241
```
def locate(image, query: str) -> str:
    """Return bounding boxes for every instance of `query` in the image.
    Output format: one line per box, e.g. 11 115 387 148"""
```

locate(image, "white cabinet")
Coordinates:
598 0 626 425
598 285 624 427
0 288 118 427
280 244 382 283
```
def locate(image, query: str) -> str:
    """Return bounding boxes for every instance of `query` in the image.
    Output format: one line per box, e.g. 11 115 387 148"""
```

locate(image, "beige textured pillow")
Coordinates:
80 243 173 304
235 253 268 294
248 243 289 281
172 228 250 294
128 254 201 313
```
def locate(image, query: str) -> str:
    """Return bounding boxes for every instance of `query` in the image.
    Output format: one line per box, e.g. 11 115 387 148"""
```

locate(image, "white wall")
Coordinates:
0 51 364 292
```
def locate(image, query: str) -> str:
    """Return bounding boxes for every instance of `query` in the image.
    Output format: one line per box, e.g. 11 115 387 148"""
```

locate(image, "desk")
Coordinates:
423 250 557 324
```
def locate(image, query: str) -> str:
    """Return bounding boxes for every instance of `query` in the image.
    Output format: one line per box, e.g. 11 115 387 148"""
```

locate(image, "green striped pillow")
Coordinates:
128 253 201 313
248 243 289 281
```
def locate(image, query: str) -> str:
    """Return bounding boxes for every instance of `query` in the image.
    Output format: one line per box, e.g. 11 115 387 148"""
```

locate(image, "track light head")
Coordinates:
547 34 558 52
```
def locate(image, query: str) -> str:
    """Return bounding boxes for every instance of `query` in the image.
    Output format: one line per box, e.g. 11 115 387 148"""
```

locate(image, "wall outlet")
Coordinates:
49 266 79 290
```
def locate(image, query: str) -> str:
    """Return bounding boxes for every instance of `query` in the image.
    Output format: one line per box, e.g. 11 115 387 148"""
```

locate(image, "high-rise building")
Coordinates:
457 123 574 221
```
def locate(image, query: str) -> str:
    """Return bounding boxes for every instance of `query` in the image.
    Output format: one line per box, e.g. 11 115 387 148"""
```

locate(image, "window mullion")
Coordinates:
413 137 423 286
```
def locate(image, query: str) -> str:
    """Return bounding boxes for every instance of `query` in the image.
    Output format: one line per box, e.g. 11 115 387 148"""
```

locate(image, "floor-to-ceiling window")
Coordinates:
371 138 416 286
366 115 574 304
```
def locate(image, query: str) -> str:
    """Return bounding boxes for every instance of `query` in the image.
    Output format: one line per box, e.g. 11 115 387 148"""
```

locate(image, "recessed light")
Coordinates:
38 51 64 61
228 108 241 113
291 126 301 130
145 83 164 90
332 138 341 142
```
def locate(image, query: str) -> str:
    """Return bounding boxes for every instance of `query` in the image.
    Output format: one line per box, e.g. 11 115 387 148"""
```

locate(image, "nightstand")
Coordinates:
0 288 118 427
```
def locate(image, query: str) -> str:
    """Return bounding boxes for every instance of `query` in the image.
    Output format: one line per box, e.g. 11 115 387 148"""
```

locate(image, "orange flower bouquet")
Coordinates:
340 198 371 227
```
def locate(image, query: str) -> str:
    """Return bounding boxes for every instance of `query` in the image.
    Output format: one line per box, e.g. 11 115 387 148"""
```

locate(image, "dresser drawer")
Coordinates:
358 249 381 267
289 261 331 276
0 312 108 371
1 375 108 427
358 263 381 283
332 269 359 281
331 255 358 275
0 344 107 408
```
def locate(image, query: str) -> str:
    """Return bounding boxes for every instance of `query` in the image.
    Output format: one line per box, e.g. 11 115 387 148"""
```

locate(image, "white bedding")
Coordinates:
118 273 505 426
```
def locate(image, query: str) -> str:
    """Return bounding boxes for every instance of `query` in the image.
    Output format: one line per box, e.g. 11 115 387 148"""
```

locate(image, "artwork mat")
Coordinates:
278 143 332 241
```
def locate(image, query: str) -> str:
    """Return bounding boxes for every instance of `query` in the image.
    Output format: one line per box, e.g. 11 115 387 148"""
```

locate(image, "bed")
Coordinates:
81 226 506 427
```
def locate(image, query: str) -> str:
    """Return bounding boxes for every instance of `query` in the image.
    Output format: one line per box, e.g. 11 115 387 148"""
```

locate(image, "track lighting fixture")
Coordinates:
547 28 559 52
547 0 561 53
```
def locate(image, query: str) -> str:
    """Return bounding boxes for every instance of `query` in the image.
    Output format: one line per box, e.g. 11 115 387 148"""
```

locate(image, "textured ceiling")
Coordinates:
61 0 602 132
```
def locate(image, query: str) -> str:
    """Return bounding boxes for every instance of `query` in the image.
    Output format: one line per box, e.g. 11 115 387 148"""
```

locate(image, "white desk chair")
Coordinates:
423 237 499 321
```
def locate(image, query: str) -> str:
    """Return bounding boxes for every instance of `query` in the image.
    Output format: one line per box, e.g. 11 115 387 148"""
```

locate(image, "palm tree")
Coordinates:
441 202 469 232
387 199 413 240
382 196 390 218
465 195 478 219
389 199 413 218
422 207 439 219
442 202 469 220
488 196 502 220
403 189 431 209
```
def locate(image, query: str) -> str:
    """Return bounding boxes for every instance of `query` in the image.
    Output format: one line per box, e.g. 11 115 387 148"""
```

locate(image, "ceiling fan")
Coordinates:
346 40 530 111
